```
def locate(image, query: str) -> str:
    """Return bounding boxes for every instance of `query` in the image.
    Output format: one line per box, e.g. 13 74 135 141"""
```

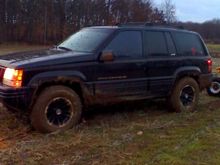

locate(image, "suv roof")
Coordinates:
87 23 196 34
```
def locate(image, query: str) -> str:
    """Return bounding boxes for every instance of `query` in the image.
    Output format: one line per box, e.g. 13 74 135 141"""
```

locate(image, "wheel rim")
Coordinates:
46 97 73 127
209 81 220 94
180 85 195 107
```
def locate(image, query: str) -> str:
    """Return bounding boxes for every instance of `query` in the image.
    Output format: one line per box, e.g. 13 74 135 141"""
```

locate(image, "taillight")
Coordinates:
207 59 212 73
3 68 23 88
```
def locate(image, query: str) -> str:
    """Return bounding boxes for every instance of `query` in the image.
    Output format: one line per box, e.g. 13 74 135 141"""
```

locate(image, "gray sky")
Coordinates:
153 0 220 22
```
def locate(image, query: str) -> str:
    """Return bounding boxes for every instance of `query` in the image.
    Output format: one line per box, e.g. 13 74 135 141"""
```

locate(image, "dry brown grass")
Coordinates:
0 43 49 55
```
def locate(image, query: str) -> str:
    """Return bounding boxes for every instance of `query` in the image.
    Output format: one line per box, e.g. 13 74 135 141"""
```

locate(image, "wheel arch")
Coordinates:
28 71 91 110
172 67 201 92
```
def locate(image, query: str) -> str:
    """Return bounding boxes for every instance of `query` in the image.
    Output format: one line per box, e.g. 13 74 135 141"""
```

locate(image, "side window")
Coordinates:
165 32 177 55
104 31 142 58
144 31 168 56
173 32 206 56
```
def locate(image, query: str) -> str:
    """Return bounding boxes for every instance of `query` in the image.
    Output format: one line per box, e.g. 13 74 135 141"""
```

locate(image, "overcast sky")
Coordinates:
153 0 220 23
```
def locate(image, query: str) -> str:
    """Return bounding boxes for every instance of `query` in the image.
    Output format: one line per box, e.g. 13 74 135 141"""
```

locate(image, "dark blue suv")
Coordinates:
0 24 212 133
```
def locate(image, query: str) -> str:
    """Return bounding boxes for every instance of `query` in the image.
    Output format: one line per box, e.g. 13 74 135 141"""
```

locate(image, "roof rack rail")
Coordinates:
118 22 147 26
146 22 185 29
118 22 184 29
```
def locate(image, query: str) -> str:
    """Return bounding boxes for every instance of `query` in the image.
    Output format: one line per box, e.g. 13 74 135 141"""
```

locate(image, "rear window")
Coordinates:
173 32 206 56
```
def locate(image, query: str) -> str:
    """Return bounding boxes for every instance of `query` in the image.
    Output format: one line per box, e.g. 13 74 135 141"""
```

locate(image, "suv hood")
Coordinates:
0 49 94 68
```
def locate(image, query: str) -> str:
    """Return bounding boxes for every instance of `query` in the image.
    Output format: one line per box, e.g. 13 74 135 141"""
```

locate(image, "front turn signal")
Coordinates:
3 68 23 88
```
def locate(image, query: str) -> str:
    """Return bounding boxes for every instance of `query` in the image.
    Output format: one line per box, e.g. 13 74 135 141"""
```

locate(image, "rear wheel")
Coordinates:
31 86 82 133
169 77 199 112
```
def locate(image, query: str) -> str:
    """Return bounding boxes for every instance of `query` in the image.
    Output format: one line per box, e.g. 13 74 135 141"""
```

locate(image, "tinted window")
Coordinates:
144 31 168 56
59 28 112 52
105 31 142 58
173 32 206 56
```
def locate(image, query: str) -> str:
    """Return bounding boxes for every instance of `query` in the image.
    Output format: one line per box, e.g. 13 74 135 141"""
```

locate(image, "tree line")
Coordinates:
0 0 219 44
179 19 220 44
0 0 165 44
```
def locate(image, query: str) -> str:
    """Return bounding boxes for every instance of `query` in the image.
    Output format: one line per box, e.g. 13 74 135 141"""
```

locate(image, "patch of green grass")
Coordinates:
207 44 220 53
122 99 220 165
207 44 220 52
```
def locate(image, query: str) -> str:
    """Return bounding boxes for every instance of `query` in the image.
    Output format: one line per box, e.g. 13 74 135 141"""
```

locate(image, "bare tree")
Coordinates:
0 0 166 44
161 0 176 23
0 0 6 42
180 19 220 44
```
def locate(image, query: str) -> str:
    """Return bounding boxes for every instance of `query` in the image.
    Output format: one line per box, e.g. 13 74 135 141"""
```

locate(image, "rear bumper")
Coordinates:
199 73 213 90
0 85 33 111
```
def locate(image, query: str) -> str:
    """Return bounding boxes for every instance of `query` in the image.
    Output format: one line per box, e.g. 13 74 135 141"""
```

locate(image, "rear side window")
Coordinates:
173 32 206 56
144 31 168 56
104 31 142 58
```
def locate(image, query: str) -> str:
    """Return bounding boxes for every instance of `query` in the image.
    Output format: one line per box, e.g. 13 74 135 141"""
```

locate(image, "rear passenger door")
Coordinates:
144 31 178 96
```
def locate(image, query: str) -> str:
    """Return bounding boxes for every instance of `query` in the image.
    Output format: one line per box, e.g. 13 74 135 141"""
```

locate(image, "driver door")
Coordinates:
94 30 148 100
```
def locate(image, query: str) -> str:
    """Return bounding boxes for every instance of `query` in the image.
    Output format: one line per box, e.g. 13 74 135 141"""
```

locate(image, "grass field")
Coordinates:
0 44 220 164
207 44 220 53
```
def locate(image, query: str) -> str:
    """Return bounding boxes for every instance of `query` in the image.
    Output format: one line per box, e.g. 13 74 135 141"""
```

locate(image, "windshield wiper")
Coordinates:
57 46 73 51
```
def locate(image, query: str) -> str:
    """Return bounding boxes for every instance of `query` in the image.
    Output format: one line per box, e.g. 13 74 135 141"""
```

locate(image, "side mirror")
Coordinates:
99 51 115 62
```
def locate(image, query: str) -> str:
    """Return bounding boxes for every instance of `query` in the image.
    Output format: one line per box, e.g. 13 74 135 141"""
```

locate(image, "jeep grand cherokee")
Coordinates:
0 23 212 133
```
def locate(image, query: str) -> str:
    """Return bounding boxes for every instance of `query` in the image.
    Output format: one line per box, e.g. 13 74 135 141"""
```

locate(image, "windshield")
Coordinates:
58 28 112 52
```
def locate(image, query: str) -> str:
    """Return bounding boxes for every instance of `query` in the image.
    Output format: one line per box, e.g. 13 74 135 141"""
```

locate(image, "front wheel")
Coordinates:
31 86 82 133
169 77 199 112
207 79 220 96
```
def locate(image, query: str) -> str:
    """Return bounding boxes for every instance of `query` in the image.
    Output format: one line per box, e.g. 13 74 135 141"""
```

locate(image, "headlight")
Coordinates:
3 68 23 88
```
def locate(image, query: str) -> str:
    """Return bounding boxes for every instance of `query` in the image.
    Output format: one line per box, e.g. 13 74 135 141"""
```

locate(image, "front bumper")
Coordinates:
0 85 33 111
199 73 213 90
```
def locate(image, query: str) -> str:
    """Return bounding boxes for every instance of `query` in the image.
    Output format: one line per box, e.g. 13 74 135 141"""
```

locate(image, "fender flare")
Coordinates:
28 70 87 87
174 66 201 81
